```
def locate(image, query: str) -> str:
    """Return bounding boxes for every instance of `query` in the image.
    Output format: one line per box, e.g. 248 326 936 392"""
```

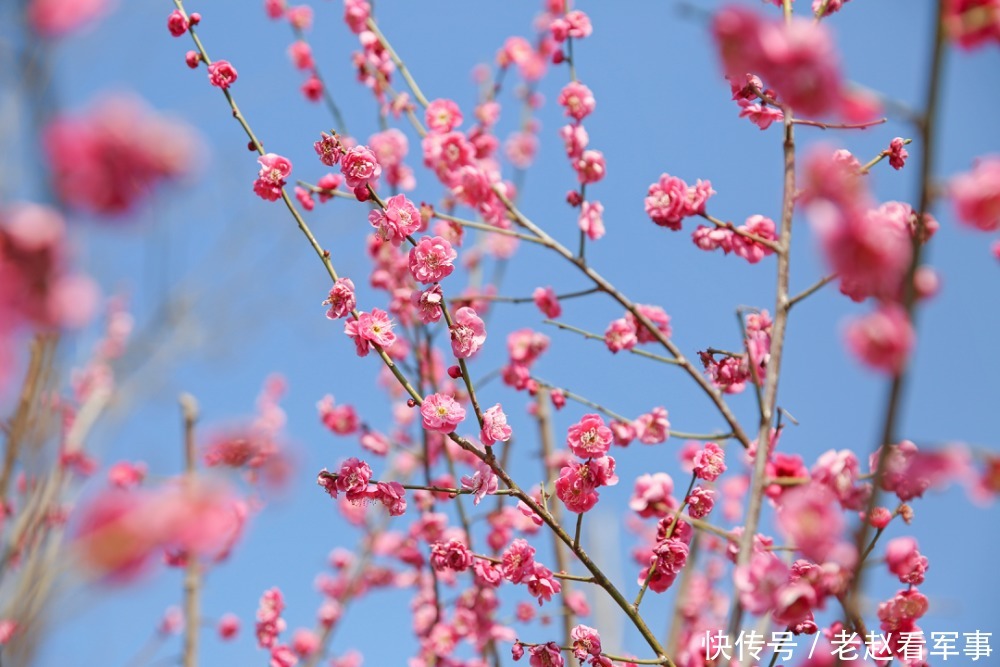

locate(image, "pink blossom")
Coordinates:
574 149 606 184
450 306 486 358
737 99 784 130
27 0 107 36
323 278 356 320
776 483 845 563
286 5 312 30
713 6 843 116
408 235 457 283
256 588 286 649
812 449 868 510
557 82 596 121
951 156 1000 232
425 99 464 134
734 550 788 615
551 9 593 42
693 442 726 481
314 132 342 167
570 624 602 661
566 413 613 458
414 285 444 324
627 304 672 344
731 215 777 264
430 539 474 572
480 404 512 446
559 123 589 158
370 194 420 245
330 457 373 501
692 225 734 253
686 487 715 519
270 644 298 667
528 641 565 666
844 304 914 375
317 395 359 435
501 539 536 583
374 480 407 516
944 0 1000 49
887 137 909 170
811 202 912 302
294 186 315 210
254 153 292 202
159 606 184 635
629 472 675 518
873 439 972 502
43 96 196 215
532 286 561 318
611 420 636 446
218 613 240 640
885 537 929 585
604 318 638 353
354 308 397 351
265 0 285 20
343 0 370 33
461 462 499 505
525 563 562 605
555 462 600 513
167 10 189 36
288 41 314 71
107 461 147 489
207 60 238 89
634 407 670 445
292 628 319 658
505 131 539 169
578 200 606 240
340 145 382 198
420 393 466 434
507 329 550 365
645 174 690 229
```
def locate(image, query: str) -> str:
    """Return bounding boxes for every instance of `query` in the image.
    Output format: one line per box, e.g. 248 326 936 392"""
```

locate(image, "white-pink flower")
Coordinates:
450 307 486 359
460 461 498 505
420 393 466 434
481 403 512 446
408 235 457 283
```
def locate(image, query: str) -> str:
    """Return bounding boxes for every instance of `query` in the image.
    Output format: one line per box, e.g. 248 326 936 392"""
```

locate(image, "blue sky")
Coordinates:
12 1 999 665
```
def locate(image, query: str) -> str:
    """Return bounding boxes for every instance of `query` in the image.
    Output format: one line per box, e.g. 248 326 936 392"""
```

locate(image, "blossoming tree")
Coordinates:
1 1 999 666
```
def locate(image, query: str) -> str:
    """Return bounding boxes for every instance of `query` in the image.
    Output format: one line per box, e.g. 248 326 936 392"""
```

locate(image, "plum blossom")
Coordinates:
634 407 670 445
450 306 486 358
693 442 726 481
340 145 382 198
207 61 238 89
420 393 466 434
844 304 914 375
713 6 844 116
323 278 356 320
885 537 929 585
532 287 562 318
253 154 292 202
370 194 421 245
570 625 602 661
951 156 1000 232
425 99 464 134
558 81 596 121
604 318 638 353
887 137 909 170
629 473 675 518
408 236 457 283
461 462 498 505
480 404 512 446
566 413 613 458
